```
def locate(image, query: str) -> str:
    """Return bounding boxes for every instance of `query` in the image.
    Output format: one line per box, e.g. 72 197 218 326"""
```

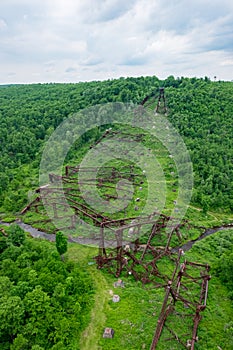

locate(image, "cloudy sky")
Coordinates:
0 0 232 84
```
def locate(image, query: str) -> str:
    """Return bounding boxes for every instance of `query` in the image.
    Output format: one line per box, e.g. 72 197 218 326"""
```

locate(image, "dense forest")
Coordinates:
0 76 232 214
0 76 232 349
0 224 93 350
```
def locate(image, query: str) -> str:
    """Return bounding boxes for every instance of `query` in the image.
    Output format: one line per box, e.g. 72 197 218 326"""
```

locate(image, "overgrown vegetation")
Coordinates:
0 77 232 214
185 229 233 350
68 229 233 350
0 76 232 349
0 225 93 350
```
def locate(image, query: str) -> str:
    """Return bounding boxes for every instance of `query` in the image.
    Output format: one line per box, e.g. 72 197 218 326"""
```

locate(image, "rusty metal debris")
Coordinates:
21 100 210 349
140 87 167 114
150 250 210 349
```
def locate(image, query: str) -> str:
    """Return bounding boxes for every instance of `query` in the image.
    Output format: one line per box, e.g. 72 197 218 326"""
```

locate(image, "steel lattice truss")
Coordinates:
21 160 210 350
150 251 210 349
21 93 210 349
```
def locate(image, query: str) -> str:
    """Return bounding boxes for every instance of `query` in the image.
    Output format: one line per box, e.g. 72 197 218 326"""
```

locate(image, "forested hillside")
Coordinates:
0 76 232 350
0 76 232 215
164 77 233 212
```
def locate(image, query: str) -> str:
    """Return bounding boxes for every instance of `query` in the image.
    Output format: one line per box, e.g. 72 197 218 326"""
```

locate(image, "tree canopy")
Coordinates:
55 231 68 258
0 229 93 349
0 77 232 214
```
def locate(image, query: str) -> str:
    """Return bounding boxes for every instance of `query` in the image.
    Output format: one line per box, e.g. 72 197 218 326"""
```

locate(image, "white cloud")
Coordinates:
220 59 233 66
0 19 7 30
0 0 232 83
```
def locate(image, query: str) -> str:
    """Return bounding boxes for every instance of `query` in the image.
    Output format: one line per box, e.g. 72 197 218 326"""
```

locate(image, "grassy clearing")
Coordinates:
2 210 232 349
185 206 233 227
67 243 165 349
80 267 109 350
65 227 232 350
185 229 233 350
2 122 231 349
67 244 110 350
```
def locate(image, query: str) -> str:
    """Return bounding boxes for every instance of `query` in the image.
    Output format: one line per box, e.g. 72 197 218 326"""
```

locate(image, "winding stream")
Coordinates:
173 223 233 252
1 219 233 252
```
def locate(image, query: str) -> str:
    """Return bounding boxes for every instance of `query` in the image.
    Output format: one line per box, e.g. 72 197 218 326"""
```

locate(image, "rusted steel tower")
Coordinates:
155 87 167 114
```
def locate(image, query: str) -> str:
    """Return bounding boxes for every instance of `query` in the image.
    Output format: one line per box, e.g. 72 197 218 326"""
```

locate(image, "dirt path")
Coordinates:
188 205 202 211
1 219 233 253
1 217 233 349
80 267 110 350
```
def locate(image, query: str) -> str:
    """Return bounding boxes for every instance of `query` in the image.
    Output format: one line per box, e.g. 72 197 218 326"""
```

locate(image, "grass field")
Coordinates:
1 121 232 349
66 228 233 350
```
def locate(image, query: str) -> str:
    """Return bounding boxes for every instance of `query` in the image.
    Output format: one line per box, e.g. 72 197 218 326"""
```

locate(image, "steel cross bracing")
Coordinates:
20 111 210 349
150 251 210 349
140 87 167 114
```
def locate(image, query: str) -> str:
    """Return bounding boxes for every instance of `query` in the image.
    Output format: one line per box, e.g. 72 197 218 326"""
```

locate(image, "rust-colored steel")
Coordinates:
20 125 210 350
149 254 211 349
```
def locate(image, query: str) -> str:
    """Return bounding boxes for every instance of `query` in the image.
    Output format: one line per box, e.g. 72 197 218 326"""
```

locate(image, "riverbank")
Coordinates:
1 219 233 252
